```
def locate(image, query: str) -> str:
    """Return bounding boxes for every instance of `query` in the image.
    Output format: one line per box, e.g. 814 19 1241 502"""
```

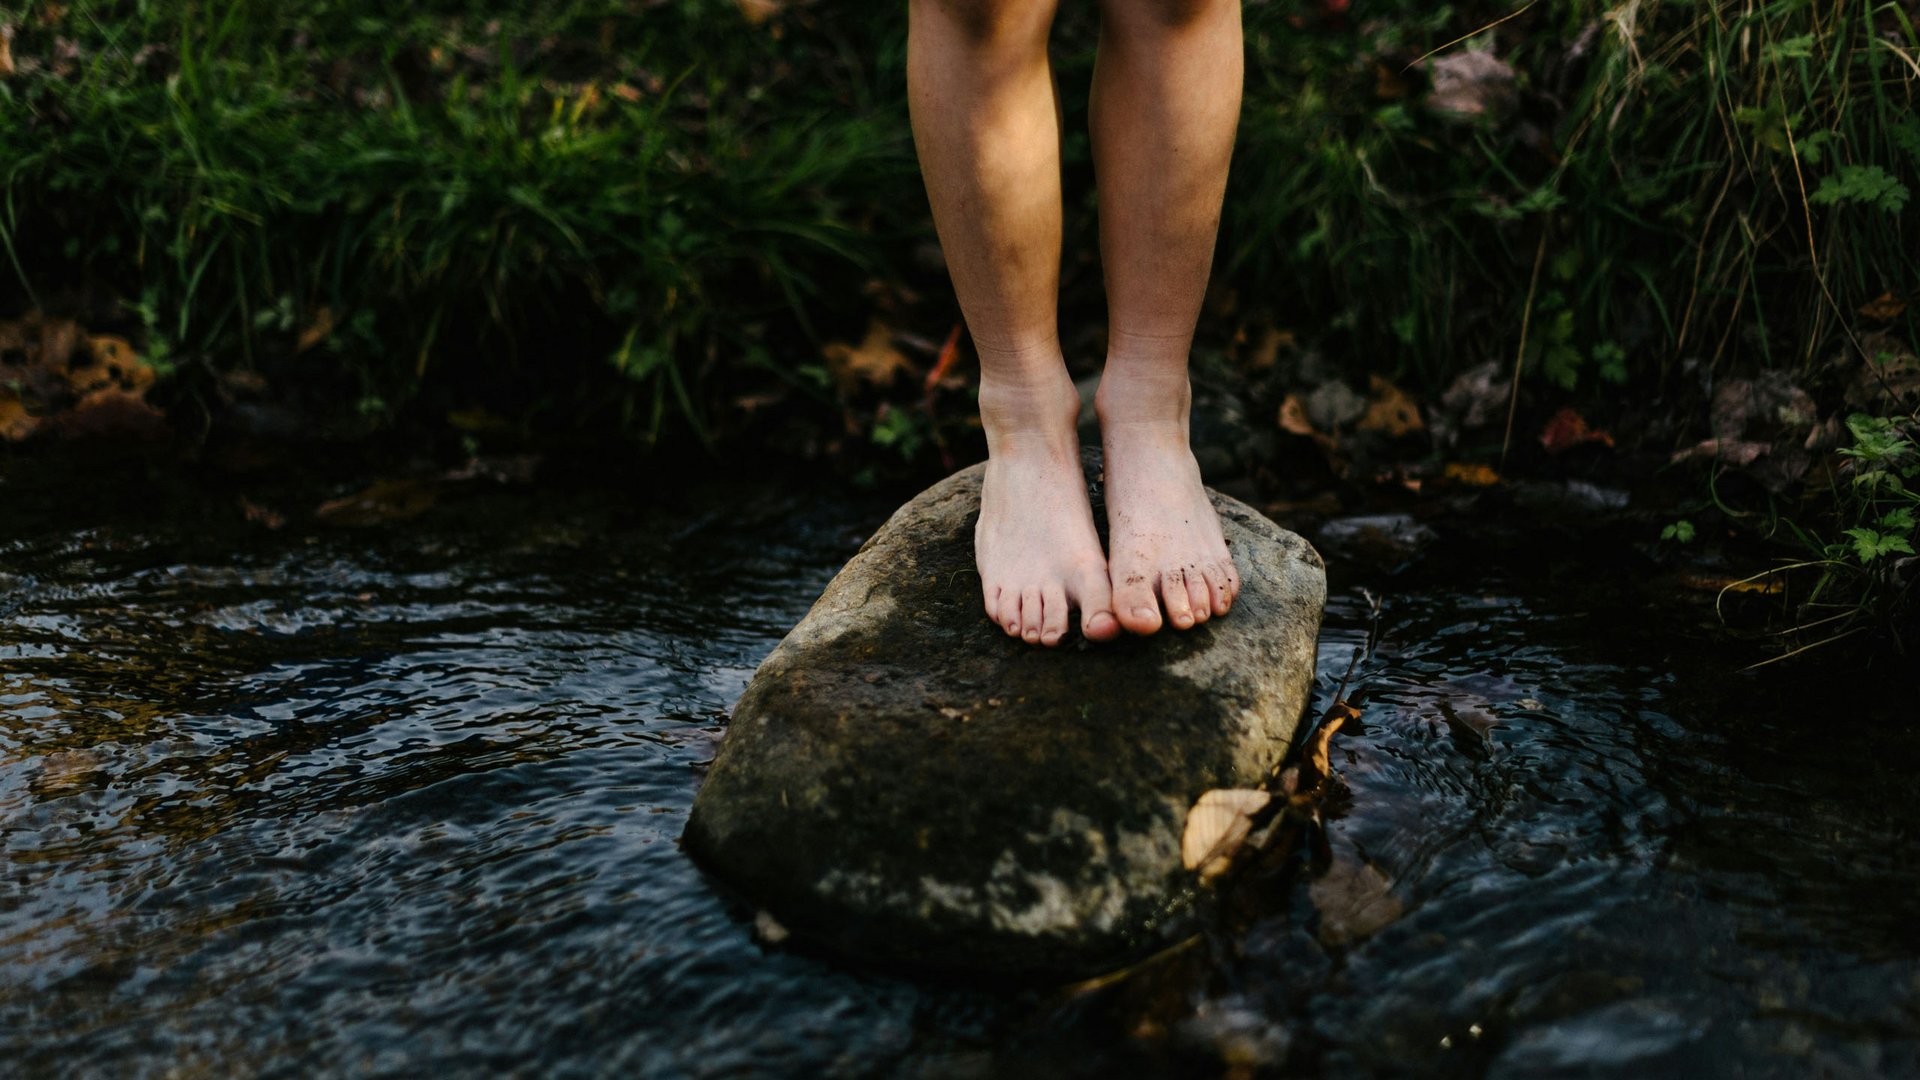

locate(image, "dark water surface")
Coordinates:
3 460 1917 1078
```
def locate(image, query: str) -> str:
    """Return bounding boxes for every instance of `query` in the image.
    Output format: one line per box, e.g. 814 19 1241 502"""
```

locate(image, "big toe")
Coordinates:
1112 570 1164 635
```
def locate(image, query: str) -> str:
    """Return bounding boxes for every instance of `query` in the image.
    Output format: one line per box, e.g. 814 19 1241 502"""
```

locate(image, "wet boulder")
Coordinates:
683 449 1326 979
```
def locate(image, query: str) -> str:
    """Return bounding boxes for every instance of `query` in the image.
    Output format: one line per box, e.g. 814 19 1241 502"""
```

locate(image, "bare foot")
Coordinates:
1097 371 1241 635
976 369 1121 646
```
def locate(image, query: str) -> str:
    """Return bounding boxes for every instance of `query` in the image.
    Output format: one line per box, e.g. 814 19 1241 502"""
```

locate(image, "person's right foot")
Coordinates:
975 369 1121 646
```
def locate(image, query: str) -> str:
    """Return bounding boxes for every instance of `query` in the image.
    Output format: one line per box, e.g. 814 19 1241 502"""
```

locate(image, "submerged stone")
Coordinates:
682 450 1326 979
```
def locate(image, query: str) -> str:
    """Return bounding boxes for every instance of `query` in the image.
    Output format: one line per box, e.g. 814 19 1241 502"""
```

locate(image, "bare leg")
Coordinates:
909 0 1119 645
1089 0 1244 634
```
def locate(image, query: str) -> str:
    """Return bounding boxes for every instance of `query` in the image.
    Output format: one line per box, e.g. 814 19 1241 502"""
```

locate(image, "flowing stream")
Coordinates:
3 459 1916 1077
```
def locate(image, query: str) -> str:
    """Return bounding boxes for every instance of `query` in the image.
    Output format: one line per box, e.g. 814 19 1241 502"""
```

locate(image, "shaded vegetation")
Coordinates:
2 0 1917 644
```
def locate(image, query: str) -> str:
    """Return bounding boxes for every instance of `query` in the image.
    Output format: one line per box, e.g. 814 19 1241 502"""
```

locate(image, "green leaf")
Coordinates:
1762 34 1817 62
1843 527 1916 562
1810 166 1910 214
1661 520 1696 543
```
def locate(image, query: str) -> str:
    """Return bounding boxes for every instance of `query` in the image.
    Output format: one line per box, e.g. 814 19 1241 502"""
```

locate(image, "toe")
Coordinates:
1000 588 1022 637
1040 583 1070 646
1020 586 1044 644
1185 568 1212 624
1112 568 1163 635
984 585 1003 627
1074 566 1121 642
1160 567 1197 630
1206 561 1234 615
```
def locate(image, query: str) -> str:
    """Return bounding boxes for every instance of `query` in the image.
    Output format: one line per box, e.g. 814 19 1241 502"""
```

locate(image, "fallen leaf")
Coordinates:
922 323 963 400
1439 462 1502 487
1423 50 1517 120
1277 393 1316 436
87 334 151 391
1182 788 1272 881
1243 326 1294 372
1711 374 1816 441
51 387 168 440
0 26 15 79
38 316 81 371
1669 438 1768 467
1310 852 1403 946
1294 701 1357 800
1357 375 1424 437
821 320 913 393
239 497 287 530
296 306 335 353
736 0 781 25
314 478 440 526
1539 407 1614 454
1859 291 1907 322
1676 574 1783 595
0 389 37 441
753 909 790 943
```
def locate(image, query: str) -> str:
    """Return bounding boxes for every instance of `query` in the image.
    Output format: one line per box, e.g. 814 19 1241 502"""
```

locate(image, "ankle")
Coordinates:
978 366 1080 453
1094 366 1192 434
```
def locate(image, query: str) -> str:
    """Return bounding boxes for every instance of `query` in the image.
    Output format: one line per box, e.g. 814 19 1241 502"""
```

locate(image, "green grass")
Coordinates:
3 2 1917 627
2 0 915 440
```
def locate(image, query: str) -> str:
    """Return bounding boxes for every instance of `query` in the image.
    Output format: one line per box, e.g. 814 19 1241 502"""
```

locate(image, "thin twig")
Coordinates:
1740 626 1867 671
1502 229 1550 466
1404 1 1542 71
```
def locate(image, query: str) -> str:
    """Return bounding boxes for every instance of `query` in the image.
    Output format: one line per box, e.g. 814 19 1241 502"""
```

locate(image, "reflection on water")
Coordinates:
3 463 1917 1077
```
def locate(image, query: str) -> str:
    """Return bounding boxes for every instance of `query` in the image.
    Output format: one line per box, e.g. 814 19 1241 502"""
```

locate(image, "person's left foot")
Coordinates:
1097 370 1240 635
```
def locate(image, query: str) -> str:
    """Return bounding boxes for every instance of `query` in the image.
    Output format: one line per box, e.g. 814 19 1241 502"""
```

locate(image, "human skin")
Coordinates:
907 0 1243 645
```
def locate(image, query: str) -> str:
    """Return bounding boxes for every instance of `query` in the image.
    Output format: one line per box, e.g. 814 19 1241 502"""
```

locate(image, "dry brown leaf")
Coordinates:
296 306 335 353
239 497 287 530
1676 574 1783 596
1310 853 1403 946
1244 326 1293 372
1439 462 1502 487
1357 374 1424 437
51 386 168 440
821 320 913 393
1539 407 1614 455
0 388 38 441
736 0 781 25
1181 788 1271 881
1669 438 1769 467
39 316 80 371
1859 291 1908 322
315 478 440 526
1277 393 1316 436
0 26 15 80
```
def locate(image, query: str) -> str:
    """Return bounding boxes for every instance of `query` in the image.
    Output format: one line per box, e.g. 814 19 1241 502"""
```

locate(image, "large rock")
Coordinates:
683 450 1325 979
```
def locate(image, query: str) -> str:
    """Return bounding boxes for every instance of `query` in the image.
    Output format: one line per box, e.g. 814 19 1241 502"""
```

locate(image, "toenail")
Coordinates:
1134 607 1156 619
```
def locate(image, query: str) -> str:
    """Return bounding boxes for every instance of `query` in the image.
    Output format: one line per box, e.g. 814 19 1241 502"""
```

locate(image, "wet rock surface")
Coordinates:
683 449 1326 979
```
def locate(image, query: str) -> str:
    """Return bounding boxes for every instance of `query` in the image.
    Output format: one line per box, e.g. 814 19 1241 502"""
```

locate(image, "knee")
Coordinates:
912 0 1055 48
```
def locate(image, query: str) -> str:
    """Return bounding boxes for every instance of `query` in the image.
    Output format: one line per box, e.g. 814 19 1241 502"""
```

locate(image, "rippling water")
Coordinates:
3 461 1917 1077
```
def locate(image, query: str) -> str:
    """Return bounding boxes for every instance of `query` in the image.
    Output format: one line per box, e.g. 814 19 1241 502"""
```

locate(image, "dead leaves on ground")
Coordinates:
820 319 914 394
1181 691 1360 885
0 312 167 442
